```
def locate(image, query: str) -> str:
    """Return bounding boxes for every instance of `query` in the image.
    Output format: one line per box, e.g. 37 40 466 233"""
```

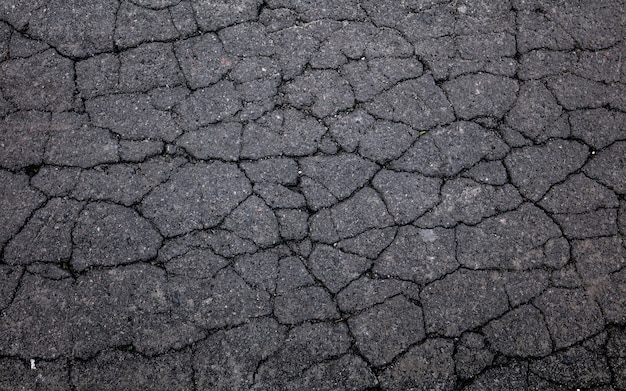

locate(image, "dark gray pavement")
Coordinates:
1 0 625 389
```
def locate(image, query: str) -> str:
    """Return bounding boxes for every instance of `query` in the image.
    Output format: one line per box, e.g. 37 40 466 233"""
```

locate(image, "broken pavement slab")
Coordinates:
1 0 625 389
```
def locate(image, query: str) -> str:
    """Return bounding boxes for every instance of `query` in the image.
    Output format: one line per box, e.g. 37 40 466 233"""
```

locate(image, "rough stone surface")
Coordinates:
379 339 456 390
348 295 425 366
483 305 553 357
443 73 518 119
372 170 441 224
222 196 280 248
72 202 162 271
4 198 83 265
391 121 509 176
141 163 251 237
366 75 455 129
584 141 626 194
1 2 624 389
457 203 565 270
534 288 605 349
421 269 509 336
505 139 589 200
418 178 521 227
0 170 45 247
376 225 458 284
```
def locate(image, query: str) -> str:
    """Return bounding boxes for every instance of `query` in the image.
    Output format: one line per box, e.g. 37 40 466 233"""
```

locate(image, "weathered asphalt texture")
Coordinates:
1 0 626 389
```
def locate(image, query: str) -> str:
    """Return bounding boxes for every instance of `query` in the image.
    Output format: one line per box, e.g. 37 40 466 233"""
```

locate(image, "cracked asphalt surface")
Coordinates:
1 0 625 389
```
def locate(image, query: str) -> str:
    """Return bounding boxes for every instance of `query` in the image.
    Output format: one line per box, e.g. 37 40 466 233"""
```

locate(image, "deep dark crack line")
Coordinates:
1 0 626 389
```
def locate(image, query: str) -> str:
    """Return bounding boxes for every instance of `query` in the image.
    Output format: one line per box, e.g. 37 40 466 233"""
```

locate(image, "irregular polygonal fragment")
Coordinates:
530 345 611 389
589 268 626 324
463 160 509 185
534 288 605 349
421 269 509 336
276 256 315 294
256 185 306 209
172 268 271 329
418 178 522 227
267 0 365 22
0 274 74 358
307 244 371 293
454 332 494 379
242 158 299 185
539 173 619 214
336 277 418 314
119 140 163 162
376 226 458 284
72 203 162 271
549 0 625 50
28 0 117 57
398 5 455 42
274 286 339 324
348 295 425 366
255 322 351 383
222 196 280 248
194 318 285 390
358 120 418 163
72 264 172 358
219 22 275 57
464 362 529 391
372 170 442 224
457 203 563 270
76 53 120 98
443 73 518 119
71 157 184 206
72 350 193 391
547 73 614 110
233 250 279 294
341 57 423 102
573 236 626 285
0 171 45 247
115 2 179 48
87 93 182 142
505 139 589 200
391 121 508 176
164 248 229 280
285 355 378 390
516 10 575 53
299 154 379 200
0 111 50 170
366 28 413 58
177 123 242 161
503 270 551 307
270 26 319 80
366 75 454 129
570 109 626 150
193 0 263 31
330 187 394 239
0 49 74 111
583 141 626 194
506 81 564 141
284 70 354 118
379 339 455 391
457 32 516 60
174 34 232 90
518 49 576 80
45 112 118 168
174 81 242 131
484 305 552 357
141 163 251 237
4 198 83 265
335 227 396 259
